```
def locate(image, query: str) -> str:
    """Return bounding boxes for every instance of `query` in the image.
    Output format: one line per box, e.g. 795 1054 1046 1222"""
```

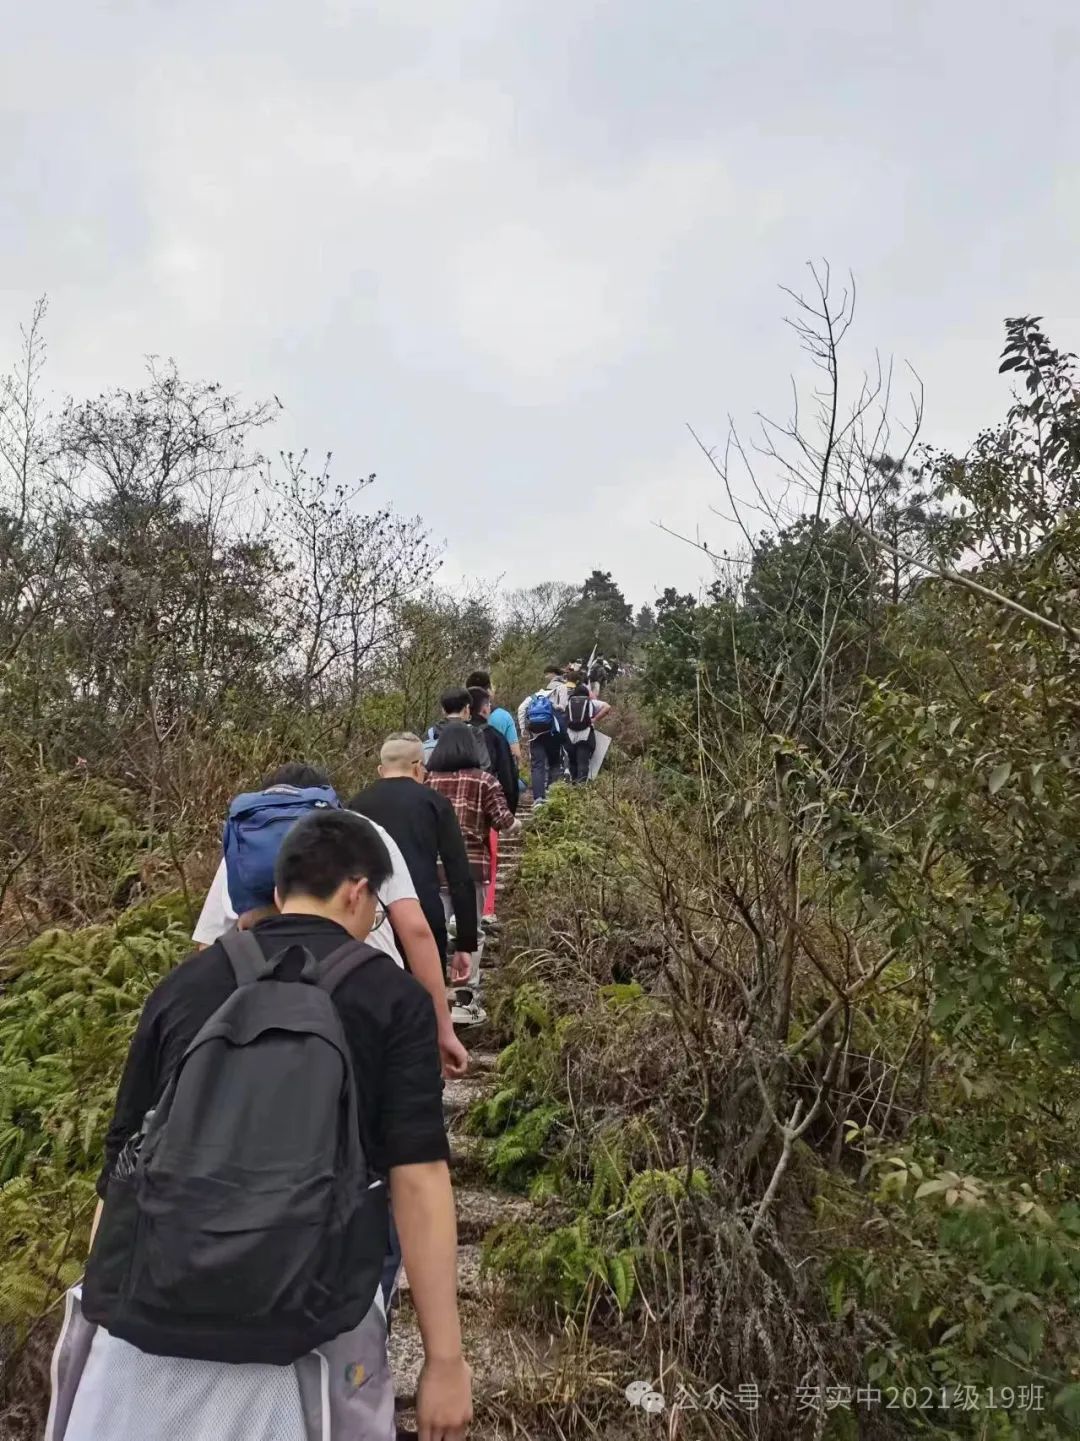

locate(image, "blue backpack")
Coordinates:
525 692 557 736
223 785 340 914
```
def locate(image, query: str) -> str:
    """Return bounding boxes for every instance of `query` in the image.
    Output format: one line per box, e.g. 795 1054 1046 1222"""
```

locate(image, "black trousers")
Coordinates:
568 734 595 784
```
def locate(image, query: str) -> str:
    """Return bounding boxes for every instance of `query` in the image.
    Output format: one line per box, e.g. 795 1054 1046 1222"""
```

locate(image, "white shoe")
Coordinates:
450 987 488 1026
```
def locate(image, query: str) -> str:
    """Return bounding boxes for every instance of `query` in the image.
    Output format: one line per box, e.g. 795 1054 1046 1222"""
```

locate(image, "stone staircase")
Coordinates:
391 802 570 1439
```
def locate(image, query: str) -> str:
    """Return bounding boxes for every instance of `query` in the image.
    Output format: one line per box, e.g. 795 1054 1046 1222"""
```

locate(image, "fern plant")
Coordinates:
0 893 190 1338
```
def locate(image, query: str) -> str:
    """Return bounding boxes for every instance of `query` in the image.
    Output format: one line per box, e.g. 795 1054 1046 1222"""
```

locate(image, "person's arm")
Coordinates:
500 709 522 763
382 985 471 1441
373 826 465 1075
88 984 165 1252
492 732 517 814
517 697 531 737
482 774 517 834
592 700 612 724
435 797 478 956
392 1163 471 1441
389 897 468 1078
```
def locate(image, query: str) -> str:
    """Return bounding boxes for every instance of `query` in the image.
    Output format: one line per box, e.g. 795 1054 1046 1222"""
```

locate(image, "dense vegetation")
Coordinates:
2 283 1080 1437
471 293 1080 1437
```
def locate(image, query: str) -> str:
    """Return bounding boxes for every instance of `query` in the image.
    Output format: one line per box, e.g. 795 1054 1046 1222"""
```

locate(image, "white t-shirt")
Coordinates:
192 815 417 968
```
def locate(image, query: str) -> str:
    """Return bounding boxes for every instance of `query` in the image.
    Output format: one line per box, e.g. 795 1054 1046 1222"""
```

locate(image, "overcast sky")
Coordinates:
3 1 1078 607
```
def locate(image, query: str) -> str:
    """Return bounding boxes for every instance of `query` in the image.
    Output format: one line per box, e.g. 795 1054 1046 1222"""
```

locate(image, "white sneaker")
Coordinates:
450 988 488 1026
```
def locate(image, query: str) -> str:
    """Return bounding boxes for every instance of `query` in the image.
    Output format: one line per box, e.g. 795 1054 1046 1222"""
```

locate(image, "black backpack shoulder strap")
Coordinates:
316 939 384 996
219 928 272 987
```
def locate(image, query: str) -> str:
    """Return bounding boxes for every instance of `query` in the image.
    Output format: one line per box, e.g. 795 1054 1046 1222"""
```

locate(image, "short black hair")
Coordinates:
544 663 563 676
573 682 590 696
441 687 471 716
467 686 491 719
261 762 331 790
275 809 392 901
466 670 492 691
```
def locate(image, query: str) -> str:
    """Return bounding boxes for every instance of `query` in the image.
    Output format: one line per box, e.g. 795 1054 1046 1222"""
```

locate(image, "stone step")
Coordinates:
454 1182 534 1244
443 1071 493 1122
390 1296 562 1409
396 1421 571 1441
454 1014 497 1049
449 1132 488 1182
464 1049 501 1074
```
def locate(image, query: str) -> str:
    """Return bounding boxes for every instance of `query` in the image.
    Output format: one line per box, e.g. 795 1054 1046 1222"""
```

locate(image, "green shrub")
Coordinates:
0 894 190 1337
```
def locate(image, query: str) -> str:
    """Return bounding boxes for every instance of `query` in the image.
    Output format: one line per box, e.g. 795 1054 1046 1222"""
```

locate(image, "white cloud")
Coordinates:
3 0 1080 616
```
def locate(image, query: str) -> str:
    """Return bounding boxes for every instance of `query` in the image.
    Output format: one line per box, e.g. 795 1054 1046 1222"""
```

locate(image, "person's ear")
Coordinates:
348 876 371 912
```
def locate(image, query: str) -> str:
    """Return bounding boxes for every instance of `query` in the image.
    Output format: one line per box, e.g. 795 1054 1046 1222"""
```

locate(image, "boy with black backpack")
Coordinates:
50 809 471 1441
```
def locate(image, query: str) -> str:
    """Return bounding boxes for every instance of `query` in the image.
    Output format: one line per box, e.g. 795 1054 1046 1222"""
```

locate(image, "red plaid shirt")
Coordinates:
425 768 514 884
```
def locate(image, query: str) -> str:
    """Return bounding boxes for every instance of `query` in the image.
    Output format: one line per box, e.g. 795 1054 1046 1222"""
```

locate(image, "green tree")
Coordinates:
554 570 634 661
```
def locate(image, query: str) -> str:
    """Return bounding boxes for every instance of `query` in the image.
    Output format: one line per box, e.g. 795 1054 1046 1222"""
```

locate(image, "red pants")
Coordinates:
484 830 498 916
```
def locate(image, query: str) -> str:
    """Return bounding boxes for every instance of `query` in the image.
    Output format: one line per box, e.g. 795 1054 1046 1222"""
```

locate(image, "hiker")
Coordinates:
55 809 471 1441
465 669 520 764
348 733 478 998
192 764 467 1079
467 687 518 932
425 723 521 1024
517 665 570 805
566 682 612 785
465 671 520 926
186 766 465 1340
423 688 489 769
468 687 518 814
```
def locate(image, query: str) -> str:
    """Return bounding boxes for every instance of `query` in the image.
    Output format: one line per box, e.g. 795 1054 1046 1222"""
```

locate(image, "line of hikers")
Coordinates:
516 663 612 802
47 666 613 1441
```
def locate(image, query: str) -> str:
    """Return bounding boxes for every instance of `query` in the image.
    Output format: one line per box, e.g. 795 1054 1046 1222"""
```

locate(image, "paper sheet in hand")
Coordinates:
588 731 612 780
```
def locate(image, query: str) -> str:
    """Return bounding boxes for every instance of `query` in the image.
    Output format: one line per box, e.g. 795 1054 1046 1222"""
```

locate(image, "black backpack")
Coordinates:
568 694 593 731
82 931 389 1365
430 718 491 771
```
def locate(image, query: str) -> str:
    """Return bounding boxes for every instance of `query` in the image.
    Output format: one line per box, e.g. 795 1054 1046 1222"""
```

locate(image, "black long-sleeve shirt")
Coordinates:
348 777 479 953
472 719 519 815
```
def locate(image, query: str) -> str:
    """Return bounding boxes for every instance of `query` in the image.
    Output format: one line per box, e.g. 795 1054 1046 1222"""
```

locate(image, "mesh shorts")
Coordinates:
47 1286 394 1441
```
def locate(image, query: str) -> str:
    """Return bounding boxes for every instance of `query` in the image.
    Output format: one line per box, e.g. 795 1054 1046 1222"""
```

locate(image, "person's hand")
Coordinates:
417 1354 472 1441
450 951 472 983
510 818 523 835
439 1029 469 1078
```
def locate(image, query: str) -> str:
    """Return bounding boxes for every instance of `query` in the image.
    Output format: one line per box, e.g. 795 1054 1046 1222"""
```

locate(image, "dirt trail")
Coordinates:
391 805 576 1440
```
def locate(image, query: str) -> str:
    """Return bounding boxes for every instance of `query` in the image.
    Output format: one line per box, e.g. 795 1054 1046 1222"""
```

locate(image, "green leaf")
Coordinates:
608 1253 634 1311
988 762 1012 795
1054 1383 1080 1423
